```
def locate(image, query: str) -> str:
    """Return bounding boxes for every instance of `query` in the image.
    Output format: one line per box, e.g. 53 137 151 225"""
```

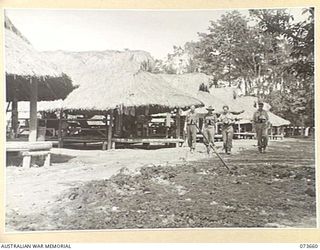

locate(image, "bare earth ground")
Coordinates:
5 138 316 231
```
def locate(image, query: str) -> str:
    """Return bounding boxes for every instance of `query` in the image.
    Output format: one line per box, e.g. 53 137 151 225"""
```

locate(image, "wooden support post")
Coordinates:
102 113 108 150
102 141 107 150
107 110 114 150
6 101 11 113
58 109 64 148
237 123 241 139
22 155 31 168
11 98 18 138
119 107 123 137
176 109 181 139
145 106 149 137
44 153 51 167
29 79 38 142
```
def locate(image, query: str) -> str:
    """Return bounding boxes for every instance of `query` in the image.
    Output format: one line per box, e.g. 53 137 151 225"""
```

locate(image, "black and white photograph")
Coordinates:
4 7 316 231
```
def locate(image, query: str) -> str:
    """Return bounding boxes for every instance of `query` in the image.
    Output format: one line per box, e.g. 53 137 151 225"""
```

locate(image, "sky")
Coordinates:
5 8 306 60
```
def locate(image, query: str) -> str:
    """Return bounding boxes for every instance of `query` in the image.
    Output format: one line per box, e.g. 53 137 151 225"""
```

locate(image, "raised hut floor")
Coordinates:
43 137 184 150
112 137 185 149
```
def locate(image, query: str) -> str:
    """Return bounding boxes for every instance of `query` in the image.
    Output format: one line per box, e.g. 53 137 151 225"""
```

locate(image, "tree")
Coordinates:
250 8 314 127
189 11 292 97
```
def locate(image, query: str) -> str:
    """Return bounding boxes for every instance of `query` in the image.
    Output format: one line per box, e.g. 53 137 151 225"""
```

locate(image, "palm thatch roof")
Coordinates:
159 74 244 113
62 69 203 112
234 96 290 126
41 50 155 87
5 17 74 101
4 14 31 45
159 73 212 95
268 112 291 127
209 87 241 102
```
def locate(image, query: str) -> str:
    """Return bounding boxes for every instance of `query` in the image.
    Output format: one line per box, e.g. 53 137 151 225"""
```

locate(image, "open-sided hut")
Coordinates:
60 69 203 149
5 16 74 167
159 73 290 139
232 96 290 138
159 73 243 113
5 16 73 141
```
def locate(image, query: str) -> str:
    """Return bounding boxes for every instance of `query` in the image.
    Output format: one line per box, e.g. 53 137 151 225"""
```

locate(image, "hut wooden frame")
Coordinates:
43 105 187 150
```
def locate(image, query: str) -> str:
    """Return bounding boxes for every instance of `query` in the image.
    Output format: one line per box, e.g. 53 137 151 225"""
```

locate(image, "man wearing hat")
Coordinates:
253 101 270 153
218 105 235 154
184 105 199 153
202 106 217 154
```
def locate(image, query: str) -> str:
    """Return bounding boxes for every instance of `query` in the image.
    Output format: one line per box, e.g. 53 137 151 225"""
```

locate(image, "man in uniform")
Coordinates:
202 106 217 154
218 105 235 154
184 105 199 153
253 101 269 153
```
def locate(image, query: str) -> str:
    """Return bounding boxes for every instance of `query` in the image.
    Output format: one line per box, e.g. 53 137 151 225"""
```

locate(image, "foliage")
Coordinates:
250 8 314 126
156 9 314 126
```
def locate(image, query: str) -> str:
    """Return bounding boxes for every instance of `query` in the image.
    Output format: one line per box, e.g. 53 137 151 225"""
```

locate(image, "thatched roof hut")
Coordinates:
5 23 74 101
233 96 290 127
41 49 155 88
159 73 244 113
62 69 203 112
5 16 74 141
159 73 212 95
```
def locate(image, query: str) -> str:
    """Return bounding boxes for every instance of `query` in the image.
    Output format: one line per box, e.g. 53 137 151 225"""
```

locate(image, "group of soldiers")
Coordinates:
184 101 269 154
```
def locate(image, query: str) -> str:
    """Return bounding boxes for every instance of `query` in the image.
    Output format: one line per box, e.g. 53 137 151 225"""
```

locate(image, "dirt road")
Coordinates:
5 138 316 231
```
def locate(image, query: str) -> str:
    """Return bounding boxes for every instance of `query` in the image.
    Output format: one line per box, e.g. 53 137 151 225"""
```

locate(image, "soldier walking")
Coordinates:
253 101 270 153
202 106 217 154
184 105 199 153
219 105 235 155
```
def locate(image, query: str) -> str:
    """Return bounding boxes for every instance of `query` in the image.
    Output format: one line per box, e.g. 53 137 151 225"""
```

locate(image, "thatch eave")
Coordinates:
62 71 203 113
6 74 75 102
5 27 75 101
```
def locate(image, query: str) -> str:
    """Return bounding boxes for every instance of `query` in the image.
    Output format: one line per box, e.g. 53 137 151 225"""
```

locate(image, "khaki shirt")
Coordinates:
219 112 234 129
203 113 217 128
186 111 198 125
253 110 269 124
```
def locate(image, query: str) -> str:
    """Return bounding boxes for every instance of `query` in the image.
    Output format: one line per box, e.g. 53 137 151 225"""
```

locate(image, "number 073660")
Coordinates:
300 244 318 248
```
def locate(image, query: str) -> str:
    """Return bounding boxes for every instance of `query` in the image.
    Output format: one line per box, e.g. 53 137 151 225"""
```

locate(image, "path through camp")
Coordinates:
6 138 316 231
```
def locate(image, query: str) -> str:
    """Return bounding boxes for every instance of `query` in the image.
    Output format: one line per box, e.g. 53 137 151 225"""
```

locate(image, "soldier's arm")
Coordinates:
230 110 245 115
252 112 257 126
230 114 236 124
196 114 200 127
201 115 205 131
